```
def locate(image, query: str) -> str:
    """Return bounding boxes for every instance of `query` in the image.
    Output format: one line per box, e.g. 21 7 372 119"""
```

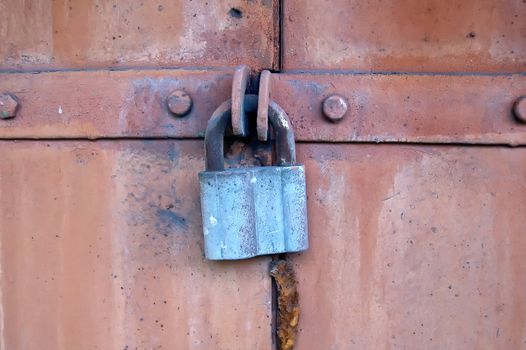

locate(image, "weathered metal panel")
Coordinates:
0 140 272 350
292 144 526 349
283 0 526 72
2 141 524 349
1 0 278 71
2 71 526 145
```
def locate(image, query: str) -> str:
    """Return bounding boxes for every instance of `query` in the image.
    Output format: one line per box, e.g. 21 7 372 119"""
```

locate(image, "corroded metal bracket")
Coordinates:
1 69 525 145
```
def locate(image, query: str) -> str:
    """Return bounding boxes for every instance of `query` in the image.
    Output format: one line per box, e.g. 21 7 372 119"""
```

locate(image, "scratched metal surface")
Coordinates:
291 144 526 350
282 0 526 72
0 0 278 71
200 165 308 260
0 140 272 350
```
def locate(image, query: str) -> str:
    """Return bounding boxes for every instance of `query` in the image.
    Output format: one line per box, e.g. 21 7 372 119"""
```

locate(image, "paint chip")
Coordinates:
209 216 218 226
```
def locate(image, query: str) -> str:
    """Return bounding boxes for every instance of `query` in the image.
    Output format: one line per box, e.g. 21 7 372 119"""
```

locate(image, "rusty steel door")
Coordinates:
1 1 525 350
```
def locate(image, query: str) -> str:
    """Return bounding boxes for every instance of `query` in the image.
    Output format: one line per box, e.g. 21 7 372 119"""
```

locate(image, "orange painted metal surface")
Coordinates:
1 0 525 348
270 73 526 145
1 0 278 71
2 71 526 145
293 144 526 349
2 140 524 349
0 140 272 350
0 69 234 139
280 3 526 347
283 0 526 72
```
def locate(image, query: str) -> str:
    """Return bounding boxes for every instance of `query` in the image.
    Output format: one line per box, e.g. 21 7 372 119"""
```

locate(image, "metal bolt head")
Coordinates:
513 96 526 123
0 93 19 120
322 94 348 122
167 90 192 117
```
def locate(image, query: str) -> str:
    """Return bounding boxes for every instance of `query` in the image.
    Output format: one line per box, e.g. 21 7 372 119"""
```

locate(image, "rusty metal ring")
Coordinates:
204 94 296 171
231 65 250 136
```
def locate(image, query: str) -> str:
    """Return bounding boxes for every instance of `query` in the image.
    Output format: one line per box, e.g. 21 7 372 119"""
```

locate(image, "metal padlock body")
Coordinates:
199 95 308 260
200 165 307 260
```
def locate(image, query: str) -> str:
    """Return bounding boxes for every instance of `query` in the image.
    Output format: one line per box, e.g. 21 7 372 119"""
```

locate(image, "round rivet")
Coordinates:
322 94 348 122
167 90 192 117
0 93 19 120
513 96 526 123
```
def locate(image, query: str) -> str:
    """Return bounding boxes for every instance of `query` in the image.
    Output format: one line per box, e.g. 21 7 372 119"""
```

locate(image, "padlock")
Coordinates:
199 95 309 260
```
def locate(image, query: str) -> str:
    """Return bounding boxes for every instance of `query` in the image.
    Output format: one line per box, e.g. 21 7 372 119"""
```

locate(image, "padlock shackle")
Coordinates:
204 94 296 171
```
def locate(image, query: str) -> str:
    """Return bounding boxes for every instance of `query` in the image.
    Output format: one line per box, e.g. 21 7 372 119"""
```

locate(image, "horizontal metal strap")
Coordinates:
270 73 526 146
1 69 525 145
0 69 234 139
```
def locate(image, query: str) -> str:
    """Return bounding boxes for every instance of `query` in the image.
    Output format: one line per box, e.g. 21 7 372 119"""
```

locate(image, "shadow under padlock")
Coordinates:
199 94 309 260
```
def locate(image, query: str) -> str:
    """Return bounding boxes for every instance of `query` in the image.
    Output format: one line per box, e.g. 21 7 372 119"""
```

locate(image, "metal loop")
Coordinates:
231 65 250 136
204 94 296 171
257 70 271 141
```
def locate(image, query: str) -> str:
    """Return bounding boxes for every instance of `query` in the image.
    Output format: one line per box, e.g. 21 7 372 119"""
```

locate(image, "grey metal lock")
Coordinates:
199 95 309 260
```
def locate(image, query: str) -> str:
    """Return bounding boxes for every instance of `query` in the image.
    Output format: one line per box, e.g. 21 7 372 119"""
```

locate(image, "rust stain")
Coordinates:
270 259 300 350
